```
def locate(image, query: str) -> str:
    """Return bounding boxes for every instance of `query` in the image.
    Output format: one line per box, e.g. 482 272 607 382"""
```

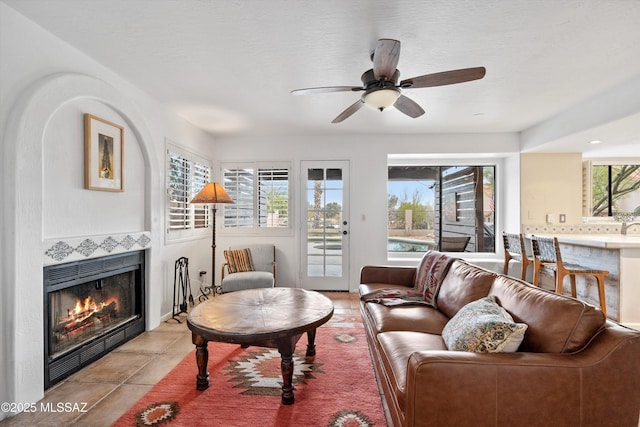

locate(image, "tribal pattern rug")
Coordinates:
115 316 386 427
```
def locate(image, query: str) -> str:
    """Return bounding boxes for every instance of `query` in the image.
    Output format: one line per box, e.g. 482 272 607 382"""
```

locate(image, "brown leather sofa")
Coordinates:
359 258 640 427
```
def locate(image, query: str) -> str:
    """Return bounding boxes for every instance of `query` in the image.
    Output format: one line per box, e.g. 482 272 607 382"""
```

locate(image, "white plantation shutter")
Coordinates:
192 160 211 229
258 167 289 228
223 167 254 228
168 152 191 230
166 142 211 239
222 162 291 233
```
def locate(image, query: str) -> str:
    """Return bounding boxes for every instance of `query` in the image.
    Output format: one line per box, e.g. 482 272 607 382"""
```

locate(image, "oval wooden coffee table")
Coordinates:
187 287 334 405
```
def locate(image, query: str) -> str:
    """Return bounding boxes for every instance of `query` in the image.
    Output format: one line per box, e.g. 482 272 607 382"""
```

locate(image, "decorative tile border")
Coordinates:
522 223 639 235
43 231 152 265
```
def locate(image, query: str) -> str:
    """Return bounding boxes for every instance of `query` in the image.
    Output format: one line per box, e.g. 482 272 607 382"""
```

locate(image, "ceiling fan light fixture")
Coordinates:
291 39 486 122
364 88 400 111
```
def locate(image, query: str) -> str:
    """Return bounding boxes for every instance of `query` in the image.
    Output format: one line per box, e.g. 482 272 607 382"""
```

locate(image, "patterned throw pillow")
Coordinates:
442 295 528 353
224 249 254 273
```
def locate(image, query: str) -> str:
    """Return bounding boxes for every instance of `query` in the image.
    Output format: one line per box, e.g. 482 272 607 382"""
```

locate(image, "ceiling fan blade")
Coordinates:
332 100 364 123
400 67 486 89
291 86 363 95
393 95 425 118
373 39 401 80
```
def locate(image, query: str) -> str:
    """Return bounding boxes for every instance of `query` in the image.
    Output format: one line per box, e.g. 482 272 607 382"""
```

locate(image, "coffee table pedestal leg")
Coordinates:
278 334 303 405
305 329 317 358
192 333 210 390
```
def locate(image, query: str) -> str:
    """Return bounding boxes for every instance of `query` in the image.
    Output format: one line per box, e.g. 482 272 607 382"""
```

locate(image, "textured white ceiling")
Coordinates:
5 0 640 150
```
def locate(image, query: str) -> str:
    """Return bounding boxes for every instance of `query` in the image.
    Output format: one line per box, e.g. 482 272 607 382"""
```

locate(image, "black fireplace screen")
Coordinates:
44 251 145 388
48 270 137 358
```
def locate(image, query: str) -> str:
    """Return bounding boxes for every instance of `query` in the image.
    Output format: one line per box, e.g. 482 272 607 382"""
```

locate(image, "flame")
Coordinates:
67 296 117 323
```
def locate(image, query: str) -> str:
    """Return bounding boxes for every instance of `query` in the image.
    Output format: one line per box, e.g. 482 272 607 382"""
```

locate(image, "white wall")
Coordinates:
0 3 218 415
43 100 146 237
215 133 521 290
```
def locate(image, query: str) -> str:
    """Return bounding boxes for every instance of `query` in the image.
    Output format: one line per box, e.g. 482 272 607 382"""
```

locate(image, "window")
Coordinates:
166 143 211 240
388 162 496 255
584 161 640 217
222 162 290 233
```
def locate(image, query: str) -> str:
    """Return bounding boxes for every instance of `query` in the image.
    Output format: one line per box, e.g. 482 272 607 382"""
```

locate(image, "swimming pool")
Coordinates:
310 238 434 252
387 238 433 252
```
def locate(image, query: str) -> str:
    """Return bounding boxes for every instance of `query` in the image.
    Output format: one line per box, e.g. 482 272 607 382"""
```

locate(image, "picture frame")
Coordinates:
84 113 124 192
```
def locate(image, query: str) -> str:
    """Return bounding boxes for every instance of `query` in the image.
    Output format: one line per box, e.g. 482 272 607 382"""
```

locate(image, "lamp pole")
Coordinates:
210 204 220 295
189 182 234 296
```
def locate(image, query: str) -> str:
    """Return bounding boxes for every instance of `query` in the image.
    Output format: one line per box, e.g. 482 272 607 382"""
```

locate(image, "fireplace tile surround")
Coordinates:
43 232 152 265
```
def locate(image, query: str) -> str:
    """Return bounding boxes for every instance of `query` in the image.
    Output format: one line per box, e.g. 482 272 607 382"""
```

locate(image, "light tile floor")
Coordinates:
0 291 364 427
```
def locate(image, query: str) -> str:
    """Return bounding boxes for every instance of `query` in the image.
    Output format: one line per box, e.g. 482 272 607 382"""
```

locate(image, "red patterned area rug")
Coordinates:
113 314 387 427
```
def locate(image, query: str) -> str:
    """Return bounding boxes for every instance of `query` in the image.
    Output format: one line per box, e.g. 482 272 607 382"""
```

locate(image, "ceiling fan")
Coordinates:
291 39 486 123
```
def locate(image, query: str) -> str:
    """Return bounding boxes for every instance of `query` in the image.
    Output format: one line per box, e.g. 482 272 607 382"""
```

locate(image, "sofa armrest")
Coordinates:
360 265 416 286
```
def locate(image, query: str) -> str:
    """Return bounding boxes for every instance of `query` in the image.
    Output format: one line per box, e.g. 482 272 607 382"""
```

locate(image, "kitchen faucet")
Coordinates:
621 221 640 235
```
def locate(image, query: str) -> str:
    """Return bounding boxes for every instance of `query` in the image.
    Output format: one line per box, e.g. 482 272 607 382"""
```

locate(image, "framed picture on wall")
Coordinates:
84 113 124 192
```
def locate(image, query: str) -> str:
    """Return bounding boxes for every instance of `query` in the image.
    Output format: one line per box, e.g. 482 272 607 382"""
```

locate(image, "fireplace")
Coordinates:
43 251 145 388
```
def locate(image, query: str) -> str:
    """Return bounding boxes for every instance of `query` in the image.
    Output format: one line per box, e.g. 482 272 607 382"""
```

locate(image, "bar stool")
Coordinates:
502 232 534 281
531 236 608 316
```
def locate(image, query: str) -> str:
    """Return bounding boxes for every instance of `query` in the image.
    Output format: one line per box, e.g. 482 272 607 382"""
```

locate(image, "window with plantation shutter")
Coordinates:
222 162 291 234
223 167 254 228
168 152 191 230
166 142 211 240
192 160 211 229
258 167 289 228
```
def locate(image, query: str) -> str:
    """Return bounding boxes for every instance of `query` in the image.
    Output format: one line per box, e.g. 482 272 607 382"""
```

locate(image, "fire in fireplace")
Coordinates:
49 271 137 358
44 251 145 388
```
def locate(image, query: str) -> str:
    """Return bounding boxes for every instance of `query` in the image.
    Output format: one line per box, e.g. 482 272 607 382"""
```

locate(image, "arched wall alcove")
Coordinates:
1 72 162 405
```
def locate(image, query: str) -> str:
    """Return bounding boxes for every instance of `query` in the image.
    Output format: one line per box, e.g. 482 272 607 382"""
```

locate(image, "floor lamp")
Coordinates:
190 182 234 295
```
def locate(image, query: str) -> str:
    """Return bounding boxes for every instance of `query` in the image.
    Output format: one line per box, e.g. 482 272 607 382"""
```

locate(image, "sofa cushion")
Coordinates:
442 295 528 352
377 331 447 410
490 275 606 353
437 260 497 319
363 302 449 334
224 248 254 273
221 271 274 293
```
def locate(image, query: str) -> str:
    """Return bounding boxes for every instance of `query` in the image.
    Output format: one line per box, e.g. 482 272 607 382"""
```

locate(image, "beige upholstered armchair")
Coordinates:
221 244 276 293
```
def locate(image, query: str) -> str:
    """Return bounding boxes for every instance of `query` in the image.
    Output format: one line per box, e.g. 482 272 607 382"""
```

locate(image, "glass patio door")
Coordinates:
300 160 349 291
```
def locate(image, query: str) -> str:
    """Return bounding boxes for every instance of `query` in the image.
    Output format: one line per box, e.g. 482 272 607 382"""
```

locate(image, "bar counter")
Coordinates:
528 233 640 329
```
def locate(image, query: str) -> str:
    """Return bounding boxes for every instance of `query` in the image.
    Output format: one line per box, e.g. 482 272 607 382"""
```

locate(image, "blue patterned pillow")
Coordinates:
442 295 528 352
